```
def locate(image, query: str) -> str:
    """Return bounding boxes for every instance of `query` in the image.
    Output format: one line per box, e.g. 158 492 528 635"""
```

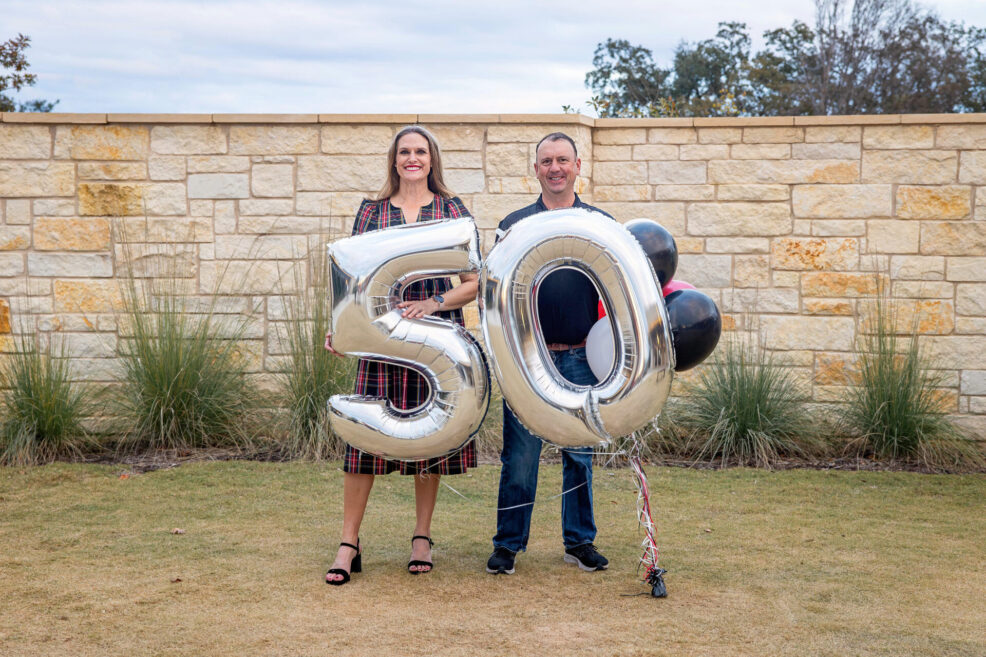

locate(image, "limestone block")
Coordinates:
647 128 697 144
143 182 187 215
793 184 891 218
0 162 75 197
318 125 394 154
674 254 731 288
34 218 110 251
676 236 704 253
593 202 685 233
731 144 790 159
946 257 986 281
61 333 117 358
805 126 861 143
0 227 29 250
649 161 706 184
791 143 861 159
229 126 317 155
239 199 295 215
188 173 249 199
862 125 934 149
921 336 986 369
65 358 119 383
937 125 986 149
957 284 986 316
920 221 986 255
811 220 867 236
772 237 858 271
804 299 854 315
593 185 651 202
801 272 879 297
420 125 485 151
238 216 324 234
705 237 769 253
862 299 955 334
0 254 25 276
79 183 144 216
761 316 855 351
814 352 859 385
0 124 51 158
146 217 213 243
295 191 365 218
955 318 986 334
896 186 971 220
592 161 645 186
151 125 226 155
470 194 533 228
214 235 307 260
5 199 32 224
148 156 185 181
892 281 954 299
652 185 715 201
733 255 770 287
114 243 197 278
743 127 803 143
187 156 250 173
862 150 956 184
54 125 148 160
592 145 631 161
697 128 741 144
77 162 147 180
251 163 294 197
716 184 788 201
890 255 945 280
632 144 678 160
199 260 298 295
32 199 74 217
961 371 986 395
444 150 483 168
957 151 986 184
678 144 728 160
594 128 646 145
29 253 112 278
297 155 383 192
487 177 541 194
0 298 9 333
867 219 920 253
687 202 791 236
483 143 527 177
709 159 858 184
445 169 486 194
189 200 214 216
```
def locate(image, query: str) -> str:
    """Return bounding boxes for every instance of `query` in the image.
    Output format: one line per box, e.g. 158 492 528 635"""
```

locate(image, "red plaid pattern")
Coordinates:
343 195 478 476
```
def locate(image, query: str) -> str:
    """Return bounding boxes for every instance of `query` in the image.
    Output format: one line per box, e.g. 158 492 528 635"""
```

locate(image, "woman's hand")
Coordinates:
323 331 343 357
397 298 441 319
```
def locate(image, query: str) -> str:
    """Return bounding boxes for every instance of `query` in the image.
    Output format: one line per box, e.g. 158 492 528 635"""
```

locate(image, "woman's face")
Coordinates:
394 132 431 184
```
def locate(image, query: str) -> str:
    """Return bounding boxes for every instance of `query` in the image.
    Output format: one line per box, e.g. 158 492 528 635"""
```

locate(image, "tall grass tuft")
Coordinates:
841 298 981 471
0 332 90 465
278 241 355 460
675 332 815 468
114 242 257 452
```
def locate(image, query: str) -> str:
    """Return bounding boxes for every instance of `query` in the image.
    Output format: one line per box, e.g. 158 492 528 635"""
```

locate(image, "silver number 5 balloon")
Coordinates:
326 217 490 460
481 208 674 447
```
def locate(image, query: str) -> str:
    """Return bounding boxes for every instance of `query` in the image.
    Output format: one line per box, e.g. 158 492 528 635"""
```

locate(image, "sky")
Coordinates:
5 0 986 115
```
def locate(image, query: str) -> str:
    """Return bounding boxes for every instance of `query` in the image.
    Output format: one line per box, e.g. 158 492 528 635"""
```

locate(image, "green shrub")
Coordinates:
0 333 90 465
840 299 981 471
675 332 815 468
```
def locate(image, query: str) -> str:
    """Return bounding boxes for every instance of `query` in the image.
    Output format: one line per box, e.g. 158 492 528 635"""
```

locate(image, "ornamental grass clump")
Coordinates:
840 299 982 472
675 332 815 468
0 332 90 465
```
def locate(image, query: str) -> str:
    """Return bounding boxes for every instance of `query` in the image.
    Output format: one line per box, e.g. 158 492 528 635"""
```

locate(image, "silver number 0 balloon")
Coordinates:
481 208 674 447
326 217 490 460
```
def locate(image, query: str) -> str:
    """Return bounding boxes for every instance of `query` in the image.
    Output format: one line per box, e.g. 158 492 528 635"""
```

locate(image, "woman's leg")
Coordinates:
409 472 440 571
326 472 374 582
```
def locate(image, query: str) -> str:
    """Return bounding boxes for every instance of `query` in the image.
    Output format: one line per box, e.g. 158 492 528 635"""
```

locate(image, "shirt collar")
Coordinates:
535 193 585 212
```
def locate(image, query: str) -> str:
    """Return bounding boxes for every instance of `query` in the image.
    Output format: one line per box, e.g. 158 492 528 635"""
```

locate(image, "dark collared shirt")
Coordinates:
496 194 614 345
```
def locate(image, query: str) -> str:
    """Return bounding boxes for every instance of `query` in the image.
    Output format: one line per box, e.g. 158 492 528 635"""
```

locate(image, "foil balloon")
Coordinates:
665 289 722 371
482 208 674 447
326 217 490 460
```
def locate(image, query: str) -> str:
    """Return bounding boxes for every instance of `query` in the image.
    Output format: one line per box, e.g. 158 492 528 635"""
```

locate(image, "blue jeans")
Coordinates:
493 347 598 552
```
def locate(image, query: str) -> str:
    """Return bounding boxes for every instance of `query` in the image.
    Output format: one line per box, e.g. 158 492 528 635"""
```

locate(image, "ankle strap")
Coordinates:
340 541 359 551
412 535 434 546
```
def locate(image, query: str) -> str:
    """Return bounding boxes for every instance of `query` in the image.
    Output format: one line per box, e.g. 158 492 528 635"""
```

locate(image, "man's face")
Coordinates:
534 139 581 198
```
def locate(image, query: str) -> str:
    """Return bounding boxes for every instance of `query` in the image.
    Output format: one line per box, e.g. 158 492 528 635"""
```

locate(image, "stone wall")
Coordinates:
0 112 984 437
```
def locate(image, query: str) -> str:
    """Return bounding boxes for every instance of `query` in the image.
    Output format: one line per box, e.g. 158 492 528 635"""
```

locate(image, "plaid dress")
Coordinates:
343 194 478 476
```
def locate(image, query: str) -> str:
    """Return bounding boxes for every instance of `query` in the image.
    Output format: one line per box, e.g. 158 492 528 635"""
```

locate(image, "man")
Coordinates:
486 132 612 575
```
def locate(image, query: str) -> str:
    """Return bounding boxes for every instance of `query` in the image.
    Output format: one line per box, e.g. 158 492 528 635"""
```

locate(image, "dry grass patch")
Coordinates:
1 463 984 656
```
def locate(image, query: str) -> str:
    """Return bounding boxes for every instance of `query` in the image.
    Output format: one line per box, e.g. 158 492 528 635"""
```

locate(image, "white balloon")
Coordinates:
585 317 615 382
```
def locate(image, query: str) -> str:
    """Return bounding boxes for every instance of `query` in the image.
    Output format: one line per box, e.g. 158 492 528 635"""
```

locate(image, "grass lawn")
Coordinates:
1 462 984 656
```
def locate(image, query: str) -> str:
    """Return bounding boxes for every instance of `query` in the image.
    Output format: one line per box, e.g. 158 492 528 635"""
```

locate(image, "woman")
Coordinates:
323 126 479 585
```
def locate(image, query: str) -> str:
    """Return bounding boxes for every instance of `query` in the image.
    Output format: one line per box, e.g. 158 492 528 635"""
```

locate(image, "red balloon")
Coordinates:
662 279 696 297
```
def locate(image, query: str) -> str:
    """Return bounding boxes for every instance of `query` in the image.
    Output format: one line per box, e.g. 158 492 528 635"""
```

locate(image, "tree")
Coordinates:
1 34 57 113
585 0 986 117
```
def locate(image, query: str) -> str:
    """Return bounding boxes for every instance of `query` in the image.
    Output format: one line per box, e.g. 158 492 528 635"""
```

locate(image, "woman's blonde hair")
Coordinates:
376 125 455 201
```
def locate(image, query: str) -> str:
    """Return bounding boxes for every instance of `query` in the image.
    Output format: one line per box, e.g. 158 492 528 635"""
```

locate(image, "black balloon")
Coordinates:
664 289 721 371
625 219 678 286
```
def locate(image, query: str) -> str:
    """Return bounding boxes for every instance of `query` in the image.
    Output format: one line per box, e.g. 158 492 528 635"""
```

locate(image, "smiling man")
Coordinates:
486 132 614 576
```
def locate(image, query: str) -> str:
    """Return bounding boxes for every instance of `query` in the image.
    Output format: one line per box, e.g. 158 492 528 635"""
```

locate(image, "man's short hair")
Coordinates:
535 132 578 160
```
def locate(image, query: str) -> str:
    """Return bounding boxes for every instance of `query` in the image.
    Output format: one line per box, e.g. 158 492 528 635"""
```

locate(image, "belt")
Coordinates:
546 340 587 351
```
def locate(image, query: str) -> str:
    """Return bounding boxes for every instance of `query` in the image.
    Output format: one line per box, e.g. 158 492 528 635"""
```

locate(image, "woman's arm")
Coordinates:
397 272 479 319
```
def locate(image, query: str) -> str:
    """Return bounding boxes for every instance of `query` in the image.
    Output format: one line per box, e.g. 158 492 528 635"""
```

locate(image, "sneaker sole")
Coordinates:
563 554 608 572
485 566 515 575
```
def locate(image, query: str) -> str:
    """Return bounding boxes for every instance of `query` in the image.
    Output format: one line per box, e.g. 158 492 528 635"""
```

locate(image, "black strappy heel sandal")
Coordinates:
407 535 434 574
325 540 362 585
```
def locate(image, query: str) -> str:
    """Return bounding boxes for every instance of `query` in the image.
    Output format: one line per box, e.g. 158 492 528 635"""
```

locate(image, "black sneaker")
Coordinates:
564 543 609 571
486 547 516 574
